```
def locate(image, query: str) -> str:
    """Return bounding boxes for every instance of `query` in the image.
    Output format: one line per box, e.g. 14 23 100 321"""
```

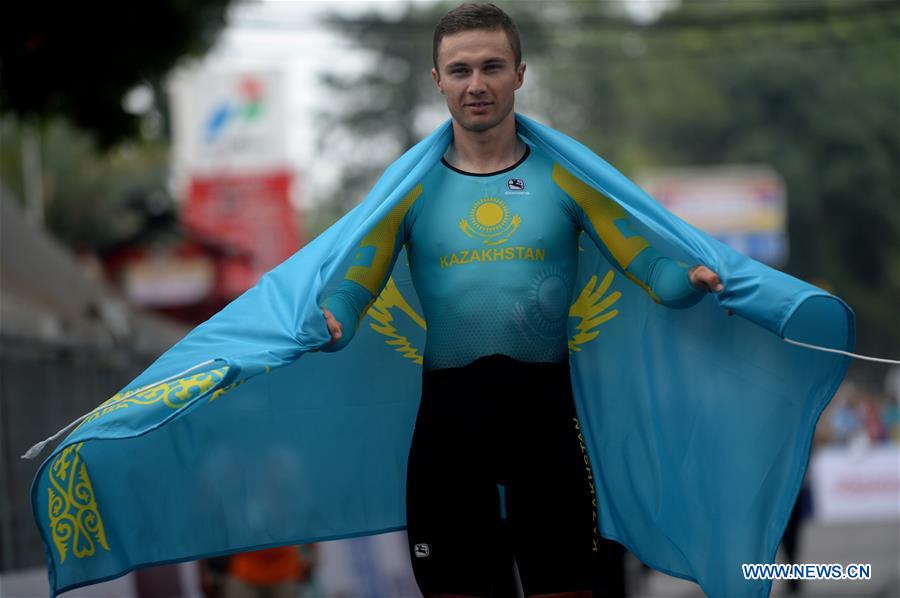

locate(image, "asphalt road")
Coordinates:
2 520 897 597
633 520 900 598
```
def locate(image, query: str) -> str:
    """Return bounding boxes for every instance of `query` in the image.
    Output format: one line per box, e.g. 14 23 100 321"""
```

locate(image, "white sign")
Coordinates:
170 68 287 175
637 165 787 266
810 445 900 522
123 255 215 307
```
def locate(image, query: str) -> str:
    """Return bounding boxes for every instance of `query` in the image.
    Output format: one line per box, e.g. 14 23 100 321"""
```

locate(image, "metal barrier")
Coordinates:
0 336 159 572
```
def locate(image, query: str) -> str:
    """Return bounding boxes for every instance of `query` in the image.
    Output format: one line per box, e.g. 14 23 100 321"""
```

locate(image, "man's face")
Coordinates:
432 28 525 133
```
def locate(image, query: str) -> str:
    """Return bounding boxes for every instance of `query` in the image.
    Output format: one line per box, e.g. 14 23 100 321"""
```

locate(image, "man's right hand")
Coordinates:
321 308 343 344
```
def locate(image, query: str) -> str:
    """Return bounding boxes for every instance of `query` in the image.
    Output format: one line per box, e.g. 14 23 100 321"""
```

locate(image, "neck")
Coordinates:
445 111 524 174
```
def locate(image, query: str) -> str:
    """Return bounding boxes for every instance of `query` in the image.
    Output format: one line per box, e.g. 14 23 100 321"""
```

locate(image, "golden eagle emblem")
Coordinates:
368 269 621 363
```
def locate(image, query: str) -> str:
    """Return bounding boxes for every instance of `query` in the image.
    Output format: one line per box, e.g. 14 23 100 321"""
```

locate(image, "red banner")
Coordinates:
183 170 302 298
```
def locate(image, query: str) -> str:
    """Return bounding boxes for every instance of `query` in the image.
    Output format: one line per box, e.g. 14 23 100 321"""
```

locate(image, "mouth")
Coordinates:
464 101 493 109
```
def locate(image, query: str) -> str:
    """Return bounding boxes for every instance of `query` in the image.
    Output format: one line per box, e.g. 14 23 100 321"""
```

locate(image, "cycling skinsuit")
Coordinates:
320 137 704 595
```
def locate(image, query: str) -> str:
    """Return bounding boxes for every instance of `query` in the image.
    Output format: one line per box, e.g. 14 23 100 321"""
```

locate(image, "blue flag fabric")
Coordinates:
30 113 853 597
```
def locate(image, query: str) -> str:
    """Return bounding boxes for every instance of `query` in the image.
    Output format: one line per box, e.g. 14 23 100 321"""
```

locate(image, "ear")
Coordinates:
431 67 444 94
514 62 526 91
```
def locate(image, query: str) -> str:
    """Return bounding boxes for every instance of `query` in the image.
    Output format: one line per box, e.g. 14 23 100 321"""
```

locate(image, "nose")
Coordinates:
467 70 487 95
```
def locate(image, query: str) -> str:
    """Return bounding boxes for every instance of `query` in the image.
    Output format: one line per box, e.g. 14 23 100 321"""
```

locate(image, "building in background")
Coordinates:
101 68 306 326
172 67 304 308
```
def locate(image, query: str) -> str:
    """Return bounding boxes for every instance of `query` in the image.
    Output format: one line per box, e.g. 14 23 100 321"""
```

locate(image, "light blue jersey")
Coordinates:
322 137 704 369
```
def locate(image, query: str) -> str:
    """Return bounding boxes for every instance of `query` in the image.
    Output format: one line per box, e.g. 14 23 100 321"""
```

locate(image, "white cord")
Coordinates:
21 359 218 460
784 338 900 365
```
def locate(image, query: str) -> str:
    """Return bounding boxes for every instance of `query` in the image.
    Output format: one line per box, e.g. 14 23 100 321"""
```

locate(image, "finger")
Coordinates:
327 319 341 337
702 270 724 292
322 310 340 330
713 276 724 292
688 266 706 290
320 308 342 342
699 277 717 293
691 266 723 293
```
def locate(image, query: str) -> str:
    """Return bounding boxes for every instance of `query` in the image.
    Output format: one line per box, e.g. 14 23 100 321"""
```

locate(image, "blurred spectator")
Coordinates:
211 545 318 598
199 556 230 598
780 481 813 595
827 382 865 443
822 381 891 447
885 367 900 443
884 400 900 445
863 396 888 443
595 538 627 598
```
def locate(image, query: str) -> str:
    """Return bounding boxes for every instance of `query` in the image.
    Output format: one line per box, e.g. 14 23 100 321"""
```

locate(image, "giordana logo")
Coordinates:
508 178 525 191
414 543 430 558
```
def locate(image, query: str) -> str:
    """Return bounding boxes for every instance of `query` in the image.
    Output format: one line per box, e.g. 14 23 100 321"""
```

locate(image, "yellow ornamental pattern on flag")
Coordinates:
48 442 109 563
208 365 270 403
74 367 231 431
209 378 245 402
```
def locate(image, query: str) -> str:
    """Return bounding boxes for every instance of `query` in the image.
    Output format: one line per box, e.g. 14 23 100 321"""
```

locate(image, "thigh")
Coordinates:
504 364 601 596
405 367 506 597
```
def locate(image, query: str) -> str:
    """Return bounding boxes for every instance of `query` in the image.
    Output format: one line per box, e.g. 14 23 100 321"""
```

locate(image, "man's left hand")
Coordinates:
688 265 733 316
688 265 723 293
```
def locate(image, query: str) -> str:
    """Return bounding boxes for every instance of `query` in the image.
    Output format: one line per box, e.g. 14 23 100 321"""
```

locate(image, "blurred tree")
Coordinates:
538 0 899 383
0 114 176 252
0 0 233 148
1 0 237 254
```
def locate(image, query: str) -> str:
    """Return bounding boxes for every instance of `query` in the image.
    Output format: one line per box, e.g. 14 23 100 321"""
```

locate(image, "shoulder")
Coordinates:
521 143 583 223
520 142 583 200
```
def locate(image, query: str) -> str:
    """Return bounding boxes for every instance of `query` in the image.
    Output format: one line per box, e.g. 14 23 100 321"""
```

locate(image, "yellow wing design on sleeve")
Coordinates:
568 269 622 353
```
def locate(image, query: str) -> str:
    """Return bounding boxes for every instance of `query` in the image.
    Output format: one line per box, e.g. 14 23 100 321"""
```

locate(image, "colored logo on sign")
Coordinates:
203 76 265 143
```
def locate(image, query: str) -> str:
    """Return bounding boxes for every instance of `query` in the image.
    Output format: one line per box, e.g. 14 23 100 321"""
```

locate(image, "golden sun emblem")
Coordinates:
459 197 520 245
367 269 622 364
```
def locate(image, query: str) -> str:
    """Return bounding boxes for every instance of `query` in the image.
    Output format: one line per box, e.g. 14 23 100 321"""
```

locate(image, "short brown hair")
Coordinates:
433 3 522 70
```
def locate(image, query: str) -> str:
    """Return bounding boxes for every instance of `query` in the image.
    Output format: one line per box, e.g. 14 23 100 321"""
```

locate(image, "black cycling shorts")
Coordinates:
405 353 602 596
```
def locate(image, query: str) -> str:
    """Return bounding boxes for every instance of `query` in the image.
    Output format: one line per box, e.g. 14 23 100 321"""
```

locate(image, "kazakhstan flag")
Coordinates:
29 113 853 597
